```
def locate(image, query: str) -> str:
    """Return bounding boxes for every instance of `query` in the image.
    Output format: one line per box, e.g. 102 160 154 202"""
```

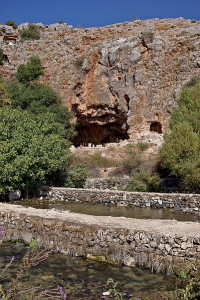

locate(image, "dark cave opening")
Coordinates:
150 121 162 134
73 123 129 147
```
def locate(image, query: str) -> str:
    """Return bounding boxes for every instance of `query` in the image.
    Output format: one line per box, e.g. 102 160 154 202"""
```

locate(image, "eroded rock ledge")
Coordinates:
1 18 200 143
0 203 200 274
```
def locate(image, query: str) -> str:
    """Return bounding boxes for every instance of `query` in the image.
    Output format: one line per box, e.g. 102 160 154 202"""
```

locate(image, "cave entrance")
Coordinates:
74 123 129 147
150 121 162 134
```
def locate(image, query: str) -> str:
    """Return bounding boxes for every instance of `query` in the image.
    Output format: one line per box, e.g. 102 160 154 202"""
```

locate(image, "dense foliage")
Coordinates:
16 56 44 83
65 163 87 188
0 56 77 194
6 80 75 139
20 23 40 41
5 20 17 29
160 78 200 192
0 107 71 195
125 168 162 192
0 82 10 106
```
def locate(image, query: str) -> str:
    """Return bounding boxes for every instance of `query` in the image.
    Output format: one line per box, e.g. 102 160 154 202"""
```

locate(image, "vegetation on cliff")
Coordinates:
5 20 18 29
0 57 76 195
16 56 44 83
20 23 40 41
160 78 200 192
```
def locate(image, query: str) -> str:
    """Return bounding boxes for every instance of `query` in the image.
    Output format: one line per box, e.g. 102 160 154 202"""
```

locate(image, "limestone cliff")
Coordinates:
0 18 200 145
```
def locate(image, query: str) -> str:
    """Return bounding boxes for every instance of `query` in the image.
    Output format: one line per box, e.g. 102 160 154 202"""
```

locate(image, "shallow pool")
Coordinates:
11 198 199 222
0 243 181 300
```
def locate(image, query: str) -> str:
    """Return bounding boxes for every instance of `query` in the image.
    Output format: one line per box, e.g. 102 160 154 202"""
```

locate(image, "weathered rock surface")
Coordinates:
1 18 200 143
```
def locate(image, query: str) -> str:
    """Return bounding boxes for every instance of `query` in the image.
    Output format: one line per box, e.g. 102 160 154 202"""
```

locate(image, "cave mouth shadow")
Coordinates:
150 121 162 134
73 123 129 147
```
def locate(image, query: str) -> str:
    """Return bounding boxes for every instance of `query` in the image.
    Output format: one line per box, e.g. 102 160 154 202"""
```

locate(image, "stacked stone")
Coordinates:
47 187 200 216
0 208 200 275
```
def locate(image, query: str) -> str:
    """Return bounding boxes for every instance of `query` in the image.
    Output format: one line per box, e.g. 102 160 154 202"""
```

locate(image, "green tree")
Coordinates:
6 81 75 139
0 106 71 195
160 78 200 192
5 20 17 29
16 56 44 83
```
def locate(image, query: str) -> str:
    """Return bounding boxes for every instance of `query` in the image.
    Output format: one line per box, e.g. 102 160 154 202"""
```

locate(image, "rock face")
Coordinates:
0 18 200 144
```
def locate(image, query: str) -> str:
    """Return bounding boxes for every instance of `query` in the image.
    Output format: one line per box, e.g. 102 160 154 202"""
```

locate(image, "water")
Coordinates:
0 243 181 300
12 198 199 222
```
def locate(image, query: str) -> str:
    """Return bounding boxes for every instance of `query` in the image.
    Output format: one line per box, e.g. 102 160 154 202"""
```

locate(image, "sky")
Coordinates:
0 0 199 28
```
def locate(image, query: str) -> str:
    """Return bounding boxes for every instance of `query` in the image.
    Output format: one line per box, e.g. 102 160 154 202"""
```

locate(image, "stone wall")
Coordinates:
47 187 200 216
1 18 200 143
0 203 200 275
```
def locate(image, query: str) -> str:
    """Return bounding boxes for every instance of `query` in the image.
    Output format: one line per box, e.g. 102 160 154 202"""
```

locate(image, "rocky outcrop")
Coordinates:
0 18 200 144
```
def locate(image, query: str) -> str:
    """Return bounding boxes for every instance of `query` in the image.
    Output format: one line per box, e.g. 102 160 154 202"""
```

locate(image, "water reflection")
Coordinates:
0 243 181 300
12 198 199 222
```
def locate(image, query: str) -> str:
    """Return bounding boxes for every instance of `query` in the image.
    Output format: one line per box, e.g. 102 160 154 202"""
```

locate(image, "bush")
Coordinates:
0 106 71 194
0 48 3 65
0 82 11 106
20 23 40 41
160 78 200 192
5 20 17 29
125 168 162 192
65 163 87 188
16 56 44 83
7 81 57 109
6 80 75 139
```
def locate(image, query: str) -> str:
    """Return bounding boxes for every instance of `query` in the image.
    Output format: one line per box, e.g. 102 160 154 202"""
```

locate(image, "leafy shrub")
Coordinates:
65 163 87 188
125 168 162 192
20 23 40 41
160 78 200 192
16 56 44 83
0 82 11 106
0 48 3 65
8 81 58 109
6 80 75 139
5 20 17 29
0 106 71 194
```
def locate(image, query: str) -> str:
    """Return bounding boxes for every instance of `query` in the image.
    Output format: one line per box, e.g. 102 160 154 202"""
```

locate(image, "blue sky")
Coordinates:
0 0 199 28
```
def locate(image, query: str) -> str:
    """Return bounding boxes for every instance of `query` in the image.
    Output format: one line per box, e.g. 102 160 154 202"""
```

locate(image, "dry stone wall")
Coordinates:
0 203 200 274
1 18 200 142
47 187 200 216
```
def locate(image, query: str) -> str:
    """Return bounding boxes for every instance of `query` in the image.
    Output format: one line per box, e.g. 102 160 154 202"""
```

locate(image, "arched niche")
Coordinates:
150 121 162 134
